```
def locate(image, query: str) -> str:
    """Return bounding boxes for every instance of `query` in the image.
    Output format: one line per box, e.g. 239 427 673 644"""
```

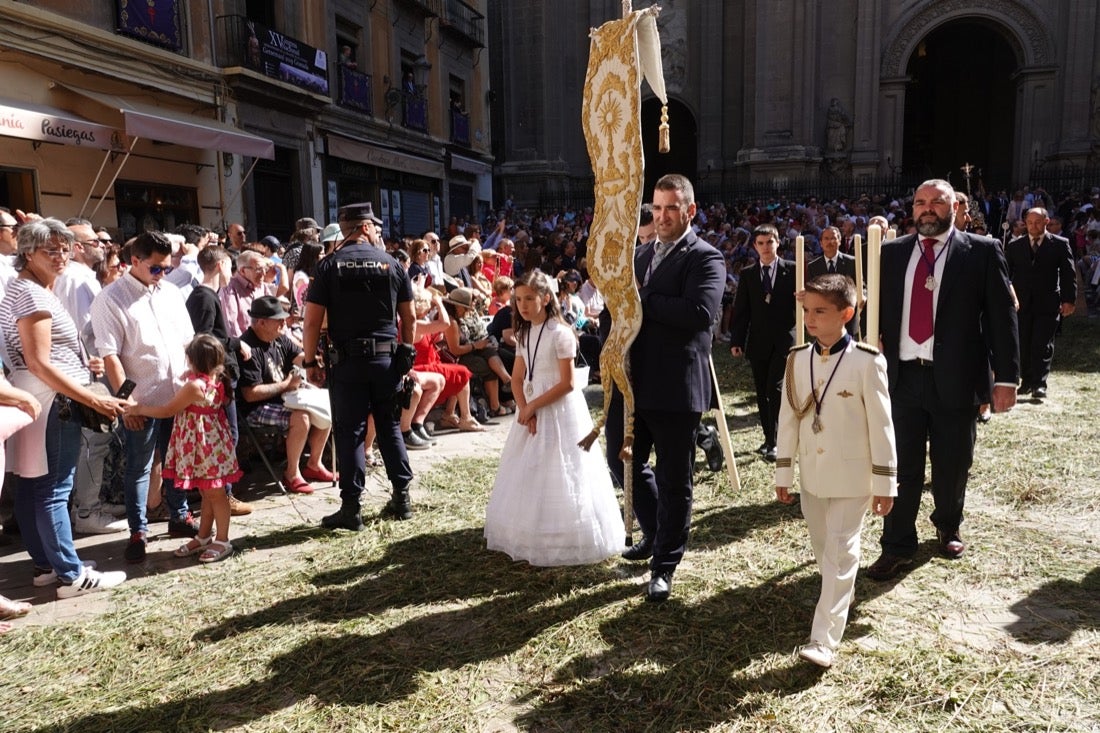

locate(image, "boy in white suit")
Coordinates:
776 274 897 668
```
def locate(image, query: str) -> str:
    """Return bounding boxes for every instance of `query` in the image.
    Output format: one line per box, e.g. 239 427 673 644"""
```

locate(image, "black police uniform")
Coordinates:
307 238 414 516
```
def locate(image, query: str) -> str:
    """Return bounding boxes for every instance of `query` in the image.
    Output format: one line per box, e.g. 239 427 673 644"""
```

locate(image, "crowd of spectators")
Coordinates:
2 179 1099 624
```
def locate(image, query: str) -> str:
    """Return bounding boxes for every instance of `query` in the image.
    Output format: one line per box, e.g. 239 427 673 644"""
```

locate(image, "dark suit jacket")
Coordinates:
807 252 856 281
630 230 725 414
728 258 797 362
878 231 1019 404
1005 233 1076 314
807 253 858 335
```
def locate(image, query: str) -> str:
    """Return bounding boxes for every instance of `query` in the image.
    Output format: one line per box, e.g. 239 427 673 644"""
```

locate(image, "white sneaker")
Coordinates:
33 560 97 587
56 568 126 599
100 502 128 517
797 641 835 668
71 509 129 535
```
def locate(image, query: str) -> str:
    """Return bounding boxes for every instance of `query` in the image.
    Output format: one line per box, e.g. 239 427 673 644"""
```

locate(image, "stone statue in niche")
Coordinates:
826 98 851 153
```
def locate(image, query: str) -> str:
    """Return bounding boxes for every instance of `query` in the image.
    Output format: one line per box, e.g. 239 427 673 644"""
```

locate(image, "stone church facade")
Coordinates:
488 0 1100 206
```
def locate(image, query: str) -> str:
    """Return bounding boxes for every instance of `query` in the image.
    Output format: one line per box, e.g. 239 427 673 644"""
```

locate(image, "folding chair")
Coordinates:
239 419 287 495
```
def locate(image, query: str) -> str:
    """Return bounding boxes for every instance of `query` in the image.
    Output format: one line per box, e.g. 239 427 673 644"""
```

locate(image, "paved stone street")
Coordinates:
0 412 516 629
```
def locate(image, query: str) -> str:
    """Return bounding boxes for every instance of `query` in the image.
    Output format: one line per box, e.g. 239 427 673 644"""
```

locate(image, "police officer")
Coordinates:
301 202 417 529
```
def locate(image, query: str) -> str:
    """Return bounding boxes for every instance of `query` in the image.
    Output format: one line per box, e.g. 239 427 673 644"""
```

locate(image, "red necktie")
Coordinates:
908 238 936 343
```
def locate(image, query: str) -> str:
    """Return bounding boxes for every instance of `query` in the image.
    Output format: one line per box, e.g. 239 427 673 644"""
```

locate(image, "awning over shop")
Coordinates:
450 153 493 176
0 97 120 150
55 84 275 160
327 134 444 180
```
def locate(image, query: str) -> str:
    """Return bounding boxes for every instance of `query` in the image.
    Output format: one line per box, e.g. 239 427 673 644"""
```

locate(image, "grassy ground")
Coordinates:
2 319 1098 732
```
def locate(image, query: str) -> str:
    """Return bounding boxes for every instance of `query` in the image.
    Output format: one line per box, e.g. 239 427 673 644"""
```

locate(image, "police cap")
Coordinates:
338 202 383 225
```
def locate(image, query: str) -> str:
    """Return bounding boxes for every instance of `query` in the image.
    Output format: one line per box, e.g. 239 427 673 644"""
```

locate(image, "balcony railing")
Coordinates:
441 0 485 47
404 95 428 132
450 109 470 146
214 15 330 96
396 0 443 16
337 66 373 115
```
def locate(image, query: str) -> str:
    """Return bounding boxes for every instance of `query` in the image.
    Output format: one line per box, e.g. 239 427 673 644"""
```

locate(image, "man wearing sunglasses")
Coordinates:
91 231 197 563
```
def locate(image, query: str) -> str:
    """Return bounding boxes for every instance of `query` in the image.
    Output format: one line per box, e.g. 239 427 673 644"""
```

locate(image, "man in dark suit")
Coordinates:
867 179 1019 580
807 225 858 336
729 224 797 462
1005 207 1076 400
622 174 724 603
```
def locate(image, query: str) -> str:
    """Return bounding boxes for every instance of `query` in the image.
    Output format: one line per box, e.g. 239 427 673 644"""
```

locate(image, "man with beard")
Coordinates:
866 179 1018 580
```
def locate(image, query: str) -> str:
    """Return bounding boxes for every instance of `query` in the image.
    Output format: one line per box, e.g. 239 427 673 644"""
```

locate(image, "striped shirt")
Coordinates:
0 278 89 385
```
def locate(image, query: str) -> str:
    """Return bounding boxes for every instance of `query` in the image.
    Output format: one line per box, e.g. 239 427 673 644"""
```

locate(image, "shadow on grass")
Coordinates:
20 528 637 732
1005 566 1100 643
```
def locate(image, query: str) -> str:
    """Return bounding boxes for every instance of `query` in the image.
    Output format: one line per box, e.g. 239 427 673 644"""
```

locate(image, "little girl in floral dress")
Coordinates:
134 334 242 562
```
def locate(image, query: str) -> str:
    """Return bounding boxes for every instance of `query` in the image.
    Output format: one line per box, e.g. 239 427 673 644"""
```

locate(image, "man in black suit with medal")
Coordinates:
866 179 1019 580
620 174 725 603
807 225 858 336
729 224 797 462
1005 207 1076 400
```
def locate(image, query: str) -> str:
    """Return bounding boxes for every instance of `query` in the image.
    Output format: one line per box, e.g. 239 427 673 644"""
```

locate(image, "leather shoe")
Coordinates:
1017 383 1032 396
1032 387 1047 400
322 507 365 532
936 529 966 558
645 571 673 603
755 442 770 455
621 535 654 561
697 426 723 472
763 446 777 463
864 552 913 581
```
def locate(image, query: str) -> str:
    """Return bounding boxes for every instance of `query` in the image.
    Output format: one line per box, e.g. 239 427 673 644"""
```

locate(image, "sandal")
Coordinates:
199 540 233 563
458 417 485 432
488 405 515 417
438 414 461 430
0 595 31 621
174 535 213 558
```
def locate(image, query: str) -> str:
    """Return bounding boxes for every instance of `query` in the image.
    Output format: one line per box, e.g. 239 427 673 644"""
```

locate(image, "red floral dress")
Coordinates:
162 372 243 490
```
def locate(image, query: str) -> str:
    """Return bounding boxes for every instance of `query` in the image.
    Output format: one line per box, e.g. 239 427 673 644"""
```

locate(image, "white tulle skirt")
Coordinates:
484 383 623 567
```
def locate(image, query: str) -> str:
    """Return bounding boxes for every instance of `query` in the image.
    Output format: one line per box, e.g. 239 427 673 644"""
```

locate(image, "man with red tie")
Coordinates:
866 179 1019 580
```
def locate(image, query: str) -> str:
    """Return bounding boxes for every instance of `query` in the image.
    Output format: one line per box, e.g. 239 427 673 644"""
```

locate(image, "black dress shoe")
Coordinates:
1017 384 1032 396
1032 387 1047 400
763 446 777 463
936 529 966 558
645 571 673 602
864 552 913 581
622 536 654 561
755 442 770 455
697 426 723 472
322 507 366 532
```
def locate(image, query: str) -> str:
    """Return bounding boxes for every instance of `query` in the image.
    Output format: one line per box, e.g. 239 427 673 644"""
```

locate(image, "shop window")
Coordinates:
114 181 199 240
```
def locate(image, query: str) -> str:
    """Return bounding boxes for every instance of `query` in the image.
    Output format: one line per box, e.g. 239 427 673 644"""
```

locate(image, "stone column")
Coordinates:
877 77 907 177
1013 66 1058 183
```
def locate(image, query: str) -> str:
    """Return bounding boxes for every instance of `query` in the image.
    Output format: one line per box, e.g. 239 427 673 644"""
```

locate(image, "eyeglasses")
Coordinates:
110 262 126 271
42 248 72 258
418 248 430 253
147 264 174 275
78 239 102 248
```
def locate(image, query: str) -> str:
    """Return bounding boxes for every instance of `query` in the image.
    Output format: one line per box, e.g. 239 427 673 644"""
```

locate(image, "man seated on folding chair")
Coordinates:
237 295 335 494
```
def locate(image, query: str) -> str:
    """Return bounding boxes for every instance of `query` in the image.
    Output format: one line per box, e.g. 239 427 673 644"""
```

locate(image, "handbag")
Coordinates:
76 382 119 433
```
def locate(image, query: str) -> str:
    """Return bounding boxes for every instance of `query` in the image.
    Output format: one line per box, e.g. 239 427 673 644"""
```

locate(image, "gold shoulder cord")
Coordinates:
784 351 815 419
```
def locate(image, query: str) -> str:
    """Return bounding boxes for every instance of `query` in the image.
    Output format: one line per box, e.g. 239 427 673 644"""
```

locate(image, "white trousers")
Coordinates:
799 491 871 650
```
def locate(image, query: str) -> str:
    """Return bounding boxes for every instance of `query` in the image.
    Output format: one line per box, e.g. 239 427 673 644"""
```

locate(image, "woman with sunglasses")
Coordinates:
0 218 131 599
406 238 433 288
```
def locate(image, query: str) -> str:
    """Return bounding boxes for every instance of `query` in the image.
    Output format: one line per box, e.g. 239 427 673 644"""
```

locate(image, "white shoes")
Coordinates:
797 641 835 668
33 560 97 587
71 509 128 534
56 567 126 599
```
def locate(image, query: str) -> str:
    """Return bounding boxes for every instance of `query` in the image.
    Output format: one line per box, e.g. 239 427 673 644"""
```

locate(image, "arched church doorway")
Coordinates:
641 97 696 195
902 20 1017 191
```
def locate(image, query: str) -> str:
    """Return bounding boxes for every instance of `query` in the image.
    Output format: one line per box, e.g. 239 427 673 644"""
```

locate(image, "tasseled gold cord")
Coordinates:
658 104 670 153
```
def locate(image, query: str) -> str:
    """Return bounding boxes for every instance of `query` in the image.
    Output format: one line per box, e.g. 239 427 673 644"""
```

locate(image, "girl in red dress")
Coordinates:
133 335 242 562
